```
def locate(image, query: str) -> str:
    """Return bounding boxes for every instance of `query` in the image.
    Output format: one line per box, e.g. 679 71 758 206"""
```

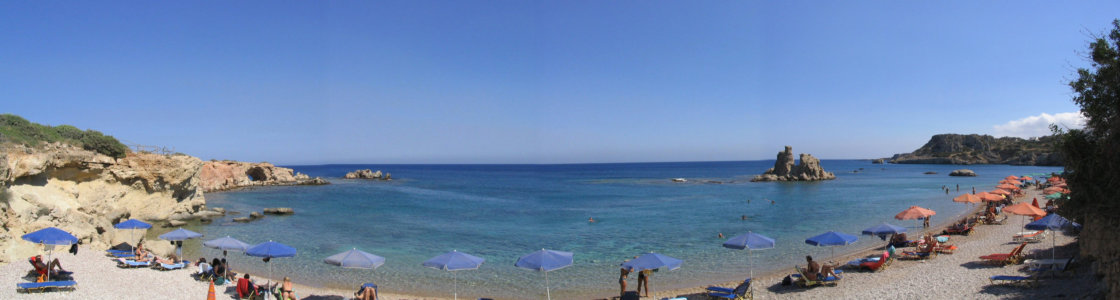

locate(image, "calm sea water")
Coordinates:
173 160 1060 299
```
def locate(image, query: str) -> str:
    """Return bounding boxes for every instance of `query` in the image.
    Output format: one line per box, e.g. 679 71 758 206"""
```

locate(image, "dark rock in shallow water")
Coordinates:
263 207 294 215
233 217 252 223
924 171 938 175
249 212 263 219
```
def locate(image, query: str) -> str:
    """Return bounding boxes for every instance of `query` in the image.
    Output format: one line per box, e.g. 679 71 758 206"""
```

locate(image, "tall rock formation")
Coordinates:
199 161 328 192
890 134 1062 166
751 146 836 182
0 143 205 262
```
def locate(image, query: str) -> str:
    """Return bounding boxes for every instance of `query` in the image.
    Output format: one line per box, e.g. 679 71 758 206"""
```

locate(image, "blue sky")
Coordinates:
1 1 1115 164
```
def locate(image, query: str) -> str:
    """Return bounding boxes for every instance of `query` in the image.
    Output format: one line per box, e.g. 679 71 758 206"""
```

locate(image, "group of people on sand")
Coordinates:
234 272 299 300
618 260 653 298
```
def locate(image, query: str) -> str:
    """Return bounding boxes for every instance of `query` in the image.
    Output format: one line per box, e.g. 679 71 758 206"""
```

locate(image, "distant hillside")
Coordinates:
889 134 1062 166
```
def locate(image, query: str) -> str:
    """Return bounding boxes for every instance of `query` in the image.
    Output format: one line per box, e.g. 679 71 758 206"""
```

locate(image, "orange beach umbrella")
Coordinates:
988 189 1010 196
977 192 1005 202
1005 175 1020 180
999 180 1022 185
1043 187 1070 195
1003 202 1047 217
953 193 981 203
895 206 936 220
996 184 1020 191
1047 176 1062 183
1020 176 1033 181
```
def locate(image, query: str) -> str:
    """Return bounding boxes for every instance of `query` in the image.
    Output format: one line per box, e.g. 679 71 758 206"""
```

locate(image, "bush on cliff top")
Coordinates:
0 114 129 158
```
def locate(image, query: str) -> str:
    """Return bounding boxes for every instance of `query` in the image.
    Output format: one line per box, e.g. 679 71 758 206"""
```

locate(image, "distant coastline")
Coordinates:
886 133 1061 166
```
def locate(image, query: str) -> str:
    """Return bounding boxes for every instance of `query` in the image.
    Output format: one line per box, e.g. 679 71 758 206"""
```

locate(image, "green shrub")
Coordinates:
0 114 129 158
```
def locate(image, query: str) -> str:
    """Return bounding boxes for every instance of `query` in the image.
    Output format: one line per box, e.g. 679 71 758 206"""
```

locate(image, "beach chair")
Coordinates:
355 283 378 300
791 265 839 287
980 242 1028 266
116 259 152 268
705 278 751 300
942 224 973 236
156 262 187 271
859 251 891 272
16 280 78 293
195 263 214 281
1013 231 1045 243
900 248 935 260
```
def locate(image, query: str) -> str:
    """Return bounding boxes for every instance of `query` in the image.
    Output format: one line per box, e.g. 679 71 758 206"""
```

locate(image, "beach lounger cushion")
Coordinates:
157 262 186 270
706 278 751 300
17 280 77 292
117 260 152 268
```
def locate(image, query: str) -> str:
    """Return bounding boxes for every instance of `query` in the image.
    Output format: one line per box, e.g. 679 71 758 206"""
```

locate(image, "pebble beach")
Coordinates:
1 187 1094 299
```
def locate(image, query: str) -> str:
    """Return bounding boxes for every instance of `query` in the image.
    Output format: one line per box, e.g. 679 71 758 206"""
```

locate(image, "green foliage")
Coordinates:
1056 19 1120 219
0 114 129 158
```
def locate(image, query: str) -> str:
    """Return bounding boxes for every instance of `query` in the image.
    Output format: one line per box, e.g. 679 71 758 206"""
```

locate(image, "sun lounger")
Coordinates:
900 249 935 260
980 242 1028 266
117 259 152 268
791 265 839 287
859 251 891 272
156 262 187 271
16 280 77 293
1013 231 1046 243
105 249 136 258
706 278 750 300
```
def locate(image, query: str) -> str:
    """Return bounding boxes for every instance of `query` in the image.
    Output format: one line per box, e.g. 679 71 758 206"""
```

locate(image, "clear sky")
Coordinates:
1 1 1115 164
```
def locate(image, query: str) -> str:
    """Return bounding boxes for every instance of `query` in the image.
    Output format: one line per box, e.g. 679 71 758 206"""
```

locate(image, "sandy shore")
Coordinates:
2 187 1093 300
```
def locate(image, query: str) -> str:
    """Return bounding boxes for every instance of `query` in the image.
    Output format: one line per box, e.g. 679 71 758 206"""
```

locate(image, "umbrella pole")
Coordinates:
46 244 52 282
453 271 458 300
748 249 754 294
544 271 551 300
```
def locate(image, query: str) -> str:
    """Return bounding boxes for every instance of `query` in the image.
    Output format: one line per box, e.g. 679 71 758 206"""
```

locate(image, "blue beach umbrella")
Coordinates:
805 231 859 260
326 248 386 269
247 241 297 287
1025 213 1081 261
203 236 251 279
158 228 203 259
22 227 78 282
620 252 683 297
113 219 152 251
861 222 907 238
423 250 485 300
722 231 775 285
515 249 573 300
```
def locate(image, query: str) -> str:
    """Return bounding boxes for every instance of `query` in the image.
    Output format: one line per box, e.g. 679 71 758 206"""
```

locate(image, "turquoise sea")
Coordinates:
171 160 1061 299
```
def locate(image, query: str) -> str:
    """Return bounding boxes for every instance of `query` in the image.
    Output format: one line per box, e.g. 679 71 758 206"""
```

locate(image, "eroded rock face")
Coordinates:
199 161 328 192
0 143 205 262
751 146 836 182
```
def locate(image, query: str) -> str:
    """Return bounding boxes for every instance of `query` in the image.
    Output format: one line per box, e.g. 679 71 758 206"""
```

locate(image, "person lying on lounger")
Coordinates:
31 255 69 276
356 284 377 300
154 254 181 265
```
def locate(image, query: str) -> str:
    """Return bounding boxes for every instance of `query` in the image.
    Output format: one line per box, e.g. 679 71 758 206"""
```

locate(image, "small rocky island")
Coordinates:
345 169 392 180
949 169 977 177
751 146 836 182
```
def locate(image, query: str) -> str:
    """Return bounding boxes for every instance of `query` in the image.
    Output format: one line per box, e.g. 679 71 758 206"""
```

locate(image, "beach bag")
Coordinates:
69 244 78 255
782 275 792 286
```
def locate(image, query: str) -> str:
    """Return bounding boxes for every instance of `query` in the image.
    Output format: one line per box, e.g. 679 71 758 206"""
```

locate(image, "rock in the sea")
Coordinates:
345 169 390 180
872 158 885 164
233 217 252 223
924 171 938 175
263 207 294 215
200 160 330 192
166 220 187 227
949 169 977 177
752 146 836 182
249 212 263 219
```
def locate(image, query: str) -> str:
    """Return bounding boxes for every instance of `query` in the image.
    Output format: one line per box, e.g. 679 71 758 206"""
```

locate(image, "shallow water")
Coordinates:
175 161 1059 299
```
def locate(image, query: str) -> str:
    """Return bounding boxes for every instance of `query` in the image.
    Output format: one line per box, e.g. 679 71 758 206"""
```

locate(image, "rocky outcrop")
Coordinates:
871 158 885 164
890 134 1062 166
344 169 391 180
751 146 836 182
263 207 293 215
0 143 205 263
949 169 977 177
199 161 328 192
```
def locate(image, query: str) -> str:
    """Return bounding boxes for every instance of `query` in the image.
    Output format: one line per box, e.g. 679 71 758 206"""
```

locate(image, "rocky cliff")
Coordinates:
0 143 205 263
752 146 836 182
344 169 390 180
199 161 328 192
890 134 1062 166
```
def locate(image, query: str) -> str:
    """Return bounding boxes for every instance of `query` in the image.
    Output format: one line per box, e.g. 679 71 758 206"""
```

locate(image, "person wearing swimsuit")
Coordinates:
619 266 631 296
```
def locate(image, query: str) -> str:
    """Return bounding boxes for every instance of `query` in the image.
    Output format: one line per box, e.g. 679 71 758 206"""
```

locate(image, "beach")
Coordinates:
2 186 1091 299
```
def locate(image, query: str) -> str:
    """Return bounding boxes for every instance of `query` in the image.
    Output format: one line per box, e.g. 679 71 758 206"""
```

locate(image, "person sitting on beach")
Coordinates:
30 255 68 277
236 273 258 299
196 257 206 267
805 256 839 281
356 283 377 300
889 233 909 247
280 277 296 300
212 258 226 280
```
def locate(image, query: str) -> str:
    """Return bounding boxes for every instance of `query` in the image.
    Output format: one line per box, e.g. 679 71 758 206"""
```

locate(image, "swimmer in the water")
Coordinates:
589 217 595 223
718 232 724 238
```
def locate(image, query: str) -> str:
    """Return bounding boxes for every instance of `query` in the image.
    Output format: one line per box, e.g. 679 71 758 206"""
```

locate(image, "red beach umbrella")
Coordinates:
953 193 981 203
1003 202 1047 217
895 206 936 220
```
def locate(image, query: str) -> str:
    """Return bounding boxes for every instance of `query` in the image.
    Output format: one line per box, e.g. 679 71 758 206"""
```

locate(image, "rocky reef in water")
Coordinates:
199 161 328 192
889 134 1062 166
344 169 391 180
751 146 836 182
0 142 207 262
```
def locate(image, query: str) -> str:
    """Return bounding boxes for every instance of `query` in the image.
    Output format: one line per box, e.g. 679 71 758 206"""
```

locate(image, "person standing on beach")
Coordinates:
972 186 976 194
637 269 651 297
923 216 930 228
956 184 959 191
619 266 630 297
